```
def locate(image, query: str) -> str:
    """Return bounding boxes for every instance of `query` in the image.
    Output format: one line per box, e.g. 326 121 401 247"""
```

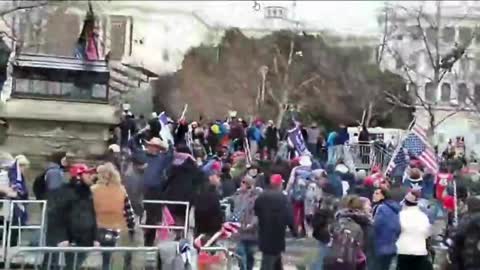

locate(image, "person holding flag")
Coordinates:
74 2 99 61
385 120 439 187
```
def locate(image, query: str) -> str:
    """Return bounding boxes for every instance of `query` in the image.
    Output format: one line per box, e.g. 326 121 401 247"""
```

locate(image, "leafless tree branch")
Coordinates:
0 1 47 17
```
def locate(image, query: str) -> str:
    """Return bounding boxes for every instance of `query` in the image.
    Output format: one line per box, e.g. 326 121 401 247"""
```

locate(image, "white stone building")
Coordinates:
379 1 480 155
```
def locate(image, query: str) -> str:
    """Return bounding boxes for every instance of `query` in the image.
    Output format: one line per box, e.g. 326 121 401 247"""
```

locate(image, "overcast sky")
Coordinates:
153 1 474 36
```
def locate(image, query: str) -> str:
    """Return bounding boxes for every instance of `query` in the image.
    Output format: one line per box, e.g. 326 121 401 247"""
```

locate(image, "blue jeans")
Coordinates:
373 254 395 270
310 242 329 270
327 147 336 165
237 240 256 270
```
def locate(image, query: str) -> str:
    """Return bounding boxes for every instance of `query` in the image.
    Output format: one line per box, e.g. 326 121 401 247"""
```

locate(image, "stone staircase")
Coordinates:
107 61 157 108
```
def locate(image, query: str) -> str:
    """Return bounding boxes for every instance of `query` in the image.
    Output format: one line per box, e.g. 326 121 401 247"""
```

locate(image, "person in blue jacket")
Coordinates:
326 131 337 165
372 187 401 270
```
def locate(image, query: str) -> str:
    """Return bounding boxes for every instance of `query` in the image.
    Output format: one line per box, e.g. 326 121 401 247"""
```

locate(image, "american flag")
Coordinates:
385 124 438 176
158 112 174 144
220 222 241 239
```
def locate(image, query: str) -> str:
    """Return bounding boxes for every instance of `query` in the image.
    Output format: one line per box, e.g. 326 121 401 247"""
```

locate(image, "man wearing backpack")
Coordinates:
33 151 67 200
286 155 313 237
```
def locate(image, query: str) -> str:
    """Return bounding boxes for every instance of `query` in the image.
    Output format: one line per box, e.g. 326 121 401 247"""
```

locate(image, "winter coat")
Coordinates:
396 206 431 256
44 163 65 191
128 133 174 190
254 189 295 255
194 184 223 236
231 188 261 241
451 212 480 270
164 152 206 219
46 181 97 246
265 126 279 149
372 200 401 256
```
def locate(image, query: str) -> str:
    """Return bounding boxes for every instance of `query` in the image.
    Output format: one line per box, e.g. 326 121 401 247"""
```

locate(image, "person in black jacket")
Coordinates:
254 174 296 270
194 161 224 239
45 163 99 270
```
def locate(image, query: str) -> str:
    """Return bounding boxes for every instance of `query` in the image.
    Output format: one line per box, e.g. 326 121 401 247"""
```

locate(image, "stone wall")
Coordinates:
0 99 118 170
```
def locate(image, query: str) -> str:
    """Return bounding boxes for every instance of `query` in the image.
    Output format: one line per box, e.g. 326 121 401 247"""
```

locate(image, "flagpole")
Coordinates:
384 117 416 177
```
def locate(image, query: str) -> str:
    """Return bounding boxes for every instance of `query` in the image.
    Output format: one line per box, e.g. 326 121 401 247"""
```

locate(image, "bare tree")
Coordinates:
264 36 320 127
379 1 472 137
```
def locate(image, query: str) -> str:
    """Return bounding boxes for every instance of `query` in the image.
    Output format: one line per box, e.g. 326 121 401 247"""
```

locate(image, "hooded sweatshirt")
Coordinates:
372 200 401 256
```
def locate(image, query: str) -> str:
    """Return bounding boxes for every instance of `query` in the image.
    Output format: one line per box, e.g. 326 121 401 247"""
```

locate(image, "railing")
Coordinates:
6 246 161 270
0 200 47 265
348 142 394 171
200 246 240 270
141 200 190 238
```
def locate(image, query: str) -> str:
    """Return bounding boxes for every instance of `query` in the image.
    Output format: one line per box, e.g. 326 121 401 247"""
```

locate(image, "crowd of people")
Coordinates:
0 109 479 270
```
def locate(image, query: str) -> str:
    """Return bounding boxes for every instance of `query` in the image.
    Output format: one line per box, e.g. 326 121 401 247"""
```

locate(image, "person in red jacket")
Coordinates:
435 166 453 201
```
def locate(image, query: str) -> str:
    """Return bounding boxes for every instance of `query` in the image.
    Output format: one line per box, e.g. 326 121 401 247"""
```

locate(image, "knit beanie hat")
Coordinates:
404 189 421 205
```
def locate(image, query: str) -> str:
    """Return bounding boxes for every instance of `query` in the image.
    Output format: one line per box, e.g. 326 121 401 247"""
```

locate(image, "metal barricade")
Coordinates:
349 143 394 172
5 200 47 266
141 200 190 238
6 246 161 270
0 199 9 263
199 246 240 270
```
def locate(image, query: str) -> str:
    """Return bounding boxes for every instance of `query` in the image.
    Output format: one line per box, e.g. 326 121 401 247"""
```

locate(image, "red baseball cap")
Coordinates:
69 163 96 178
270 174 283 187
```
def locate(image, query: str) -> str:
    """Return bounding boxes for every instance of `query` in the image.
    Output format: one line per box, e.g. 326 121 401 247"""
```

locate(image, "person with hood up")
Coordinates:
43 151 68 194
44 163 99 270
255 174 296 270
371 188 401 270
128 136 174 246
396 189 433 270
231 175 261 270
